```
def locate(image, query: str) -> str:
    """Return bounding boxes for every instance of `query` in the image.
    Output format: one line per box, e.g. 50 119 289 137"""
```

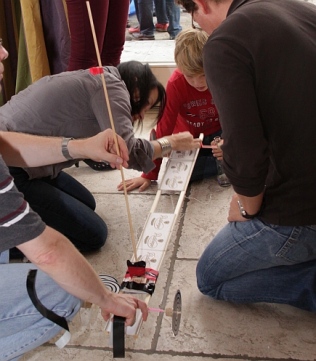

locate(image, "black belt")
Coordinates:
26 269 69 332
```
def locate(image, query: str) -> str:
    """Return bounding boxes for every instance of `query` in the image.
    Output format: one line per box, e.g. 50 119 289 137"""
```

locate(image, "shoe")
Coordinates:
169 35 175 40
83 159 114 171
128 26 140 34
126 20 131 28
155 23 168 32
132 33 155 40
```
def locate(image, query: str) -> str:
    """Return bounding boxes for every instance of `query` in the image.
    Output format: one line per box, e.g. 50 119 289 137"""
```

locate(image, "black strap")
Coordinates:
26 269 69 331
113 315 125 358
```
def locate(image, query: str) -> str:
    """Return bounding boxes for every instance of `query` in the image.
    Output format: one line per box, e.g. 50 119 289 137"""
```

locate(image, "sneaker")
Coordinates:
132 33 155 40
155 23 168 32
83 159 114 171
169 35 175 40
128 26 140 34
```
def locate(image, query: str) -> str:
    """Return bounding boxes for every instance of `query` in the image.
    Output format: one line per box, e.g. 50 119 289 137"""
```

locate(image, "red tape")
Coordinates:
89 67 104 75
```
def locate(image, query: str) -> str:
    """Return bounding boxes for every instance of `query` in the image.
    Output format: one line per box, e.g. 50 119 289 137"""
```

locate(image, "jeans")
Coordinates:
154 0 168 24
196 218 316 311
9 168 107 253
166 0 182 37
0 264 81 361
135 0 155 35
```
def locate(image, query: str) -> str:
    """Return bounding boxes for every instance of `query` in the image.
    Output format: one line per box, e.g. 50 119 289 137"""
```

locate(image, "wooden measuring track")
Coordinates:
105 135 203 342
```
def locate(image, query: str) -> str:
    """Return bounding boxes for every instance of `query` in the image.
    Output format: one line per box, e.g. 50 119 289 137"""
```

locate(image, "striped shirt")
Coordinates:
0 156 45 252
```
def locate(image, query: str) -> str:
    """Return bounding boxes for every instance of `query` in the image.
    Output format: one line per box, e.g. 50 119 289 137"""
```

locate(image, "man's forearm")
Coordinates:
18 227 112 308
0 130 129 168
0 132 70 167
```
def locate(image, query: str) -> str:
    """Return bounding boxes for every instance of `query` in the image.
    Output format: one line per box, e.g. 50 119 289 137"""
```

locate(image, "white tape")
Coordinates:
55 330 71 349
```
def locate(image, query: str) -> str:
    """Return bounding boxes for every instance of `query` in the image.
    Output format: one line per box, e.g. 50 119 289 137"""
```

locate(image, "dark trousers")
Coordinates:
9 168 107 252
66 0 130 69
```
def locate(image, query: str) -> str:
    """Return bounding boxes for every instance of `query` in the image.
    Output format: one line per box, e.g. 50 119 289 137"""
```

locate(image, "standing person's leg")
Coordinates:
166 0 182 40
0 264 81 361
154 0 168 31
101 0 130 66
66 0 109 70
128 0 141 33
132 0 155 40
196 219 316 311
9 168 107 252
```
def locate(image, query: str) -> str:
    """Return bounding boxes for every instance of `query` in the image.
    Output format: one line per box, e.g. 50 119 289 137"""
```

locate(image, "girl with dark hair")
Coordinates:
118 61 166 121
0 60 200 254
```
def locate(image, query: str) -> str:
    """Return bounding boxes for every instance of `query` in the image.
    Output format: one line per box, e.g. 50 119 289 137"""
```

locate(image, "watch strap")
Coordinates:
237 200 260 219
61 137 74 160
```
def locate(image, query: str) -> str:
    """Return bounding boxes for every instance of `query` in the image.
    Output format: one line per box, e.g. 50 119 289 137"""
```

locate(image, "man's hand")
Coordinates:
101 293 148 326
70 129 129 169
117 177 152 192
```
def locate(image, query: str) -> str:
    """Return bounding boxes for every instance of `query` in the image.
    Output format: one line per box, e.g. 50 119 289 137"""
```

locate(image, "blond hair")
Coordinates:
174 28 209 76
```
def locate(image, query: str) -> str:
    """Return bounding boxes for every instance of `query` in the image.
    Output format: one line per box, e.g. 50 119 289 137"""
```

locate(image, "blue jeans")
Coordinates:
166 0 182 37
135 0 155 35
0 264 81 361
154 0 168 24
196 219 316 311
9 168 107 253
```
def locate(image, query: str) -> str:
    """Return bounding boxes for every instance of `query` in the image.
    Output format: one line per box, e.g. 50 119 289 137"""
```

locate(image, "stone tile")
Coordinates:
178 178 234 259
20 347 252 361
122 40 176 64
158 260 316 360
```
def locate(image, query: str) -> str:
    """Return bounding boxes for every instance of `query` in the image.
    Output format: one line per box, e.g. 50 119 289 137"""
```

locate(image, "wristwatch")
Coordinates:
61 137 74 160
237 200 259 219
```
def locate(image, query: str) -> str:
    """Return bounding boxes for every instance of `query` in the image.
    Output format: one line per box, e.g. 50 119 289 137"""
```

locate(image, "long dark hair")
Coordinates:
117 60 166 121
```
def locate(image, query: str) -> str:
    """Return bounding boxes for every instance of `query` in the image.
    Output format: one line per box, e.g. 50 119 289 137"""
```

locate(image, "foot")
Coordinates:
132 33 155 40
155 23 168 32
128 26 140 34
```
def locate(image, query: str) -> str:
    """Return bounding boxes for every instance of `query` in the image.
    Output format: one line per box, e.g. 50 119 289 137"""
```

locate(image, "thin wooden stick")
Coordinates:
86 1 138 261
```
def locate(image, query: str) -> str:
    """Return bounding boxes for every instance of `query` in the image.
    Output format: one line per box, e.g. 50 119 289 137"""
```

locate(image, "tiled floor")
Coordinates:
20 110 316 361
20 4 316 361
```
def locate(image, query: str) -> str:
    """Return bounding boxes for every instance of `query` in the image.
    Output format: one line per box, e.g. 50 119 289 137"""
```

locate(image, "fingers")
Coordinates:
116 136 129 162
101 309 111 322
125 298 148 326
193 138 202 148
117 180 135 192
136 298 148 321
139 183 149 192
